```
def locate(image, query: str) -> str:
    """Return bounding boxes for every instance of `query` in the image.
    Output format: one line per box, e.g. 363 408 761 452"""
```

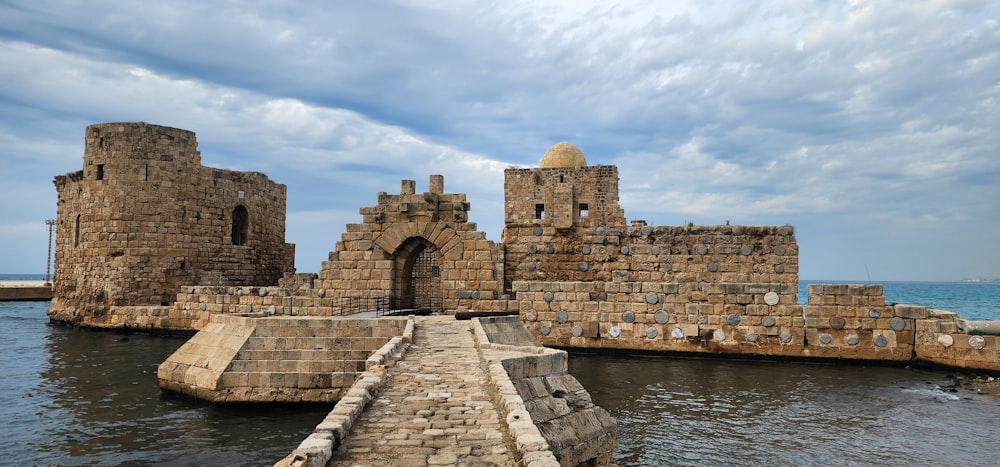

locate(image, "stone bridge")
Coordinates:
159 314 618 466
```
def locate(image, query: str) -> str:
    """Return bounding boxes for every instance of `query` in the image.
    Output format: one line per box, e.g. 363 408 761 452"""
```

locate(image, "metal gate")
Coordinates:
410 247 441 312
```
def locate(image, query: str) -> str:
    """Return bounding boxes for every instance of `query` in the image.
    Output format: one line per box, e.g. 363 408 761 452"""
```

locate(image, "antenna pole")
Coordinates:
45 219 56 285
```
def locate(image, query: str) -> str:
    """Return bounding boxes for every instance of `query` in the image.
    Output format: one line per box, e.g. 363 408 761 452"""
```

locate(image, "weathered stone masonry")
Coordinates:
316 175 504 314
49 126 997 374
304 141 994 371
49 123 294 327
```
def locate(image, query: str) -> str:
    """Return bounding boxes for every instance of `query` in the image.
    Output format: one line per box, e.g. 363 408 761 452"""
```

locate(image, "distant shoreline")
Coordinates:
0 280 51 287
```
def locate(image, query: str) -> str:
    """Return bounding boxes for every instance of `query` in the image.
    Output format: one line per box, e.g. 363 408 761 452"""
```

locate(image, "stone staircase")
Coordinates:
158 315 410 403
221 337 391 396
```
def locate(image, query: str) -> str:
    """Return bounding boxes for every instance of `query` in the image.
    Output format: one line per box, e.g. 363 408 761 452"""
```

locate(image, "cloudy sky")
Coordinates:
1 1 998 281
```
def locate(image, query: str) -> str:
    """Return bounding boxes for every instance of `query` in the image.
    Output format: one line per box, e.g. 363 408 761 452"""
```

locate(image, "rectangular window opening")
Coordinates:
96 164 104 180
535 203 545 220
579 203 589 218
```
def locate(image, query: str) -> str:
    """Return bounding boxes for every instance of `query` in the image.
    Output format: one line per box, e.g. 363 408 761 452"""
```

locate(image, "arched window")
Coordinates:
231 205 248 246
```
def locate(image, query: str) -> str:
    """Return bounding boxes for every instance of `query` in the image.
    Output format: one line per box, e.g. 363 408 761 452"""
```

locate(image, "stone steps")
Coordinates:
243 336 391 351
227 359 366 373
245 318 409 339
234 349 376 361
220 371 358 389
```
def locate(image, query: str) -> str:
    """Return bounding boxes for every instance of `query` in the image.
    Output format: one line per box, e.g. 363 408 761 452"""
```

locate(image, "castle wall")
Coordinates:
914 309 1000 371
49 123 294 326
48 131 996 372
500 161 955 365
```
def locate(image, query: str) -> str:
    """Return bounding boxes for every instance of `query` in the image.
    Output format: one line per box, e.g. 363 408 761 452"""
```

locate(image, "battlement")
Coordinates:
356 175 472 226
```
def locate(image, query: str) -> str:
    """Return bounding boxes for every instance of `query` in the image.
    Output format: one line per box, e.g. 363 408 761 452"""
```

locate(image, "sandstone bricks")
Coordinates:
49 123 294 327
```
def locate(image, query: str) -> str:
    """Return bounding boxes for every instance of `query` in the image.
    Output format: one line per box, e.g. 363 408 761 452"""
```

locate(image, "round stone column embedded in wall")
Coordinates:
654 309 669 324
646 292 659 304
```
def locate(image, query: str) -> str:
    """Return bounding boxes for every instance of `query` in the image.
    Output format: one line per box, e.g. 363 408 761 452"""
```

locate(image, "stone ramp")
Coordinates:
327 316 514 466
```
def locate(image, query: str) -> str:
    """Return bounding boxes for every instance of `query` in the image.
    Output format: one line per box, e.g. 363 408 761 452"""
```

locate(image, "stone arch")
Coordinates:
392 237 442 312
231 205 248 246
374 222 464 261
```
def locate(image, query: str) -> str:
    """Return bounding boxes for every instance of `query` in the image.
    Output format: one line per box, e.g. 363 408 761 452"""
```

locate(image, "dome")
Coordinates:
539 142 587 168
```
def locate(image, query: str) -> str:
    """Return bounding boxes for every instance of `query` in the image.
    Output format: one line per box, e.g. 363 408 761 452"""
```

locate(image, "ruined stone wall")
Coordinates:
802 284 914 360
49 122 294 326
316 176 505 314
517 280 932 362
914 310 1000 371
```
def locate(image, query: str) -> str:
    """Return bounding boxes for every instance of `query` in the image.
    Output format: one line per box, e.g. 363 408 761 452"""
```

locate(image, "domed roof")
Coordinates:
539 142 587 168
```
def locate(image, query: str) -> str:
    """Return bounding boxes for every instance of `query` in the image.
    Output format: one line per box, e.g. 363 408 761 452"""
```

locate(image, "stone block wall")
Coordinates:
504 165 625 232
503 165 625 291
49 123 294 327
518 280 968 364
516 280 807 357
474 316 617 467
914 310 1000 371
316 176 505 314
506 224 799 287
802 284 914 361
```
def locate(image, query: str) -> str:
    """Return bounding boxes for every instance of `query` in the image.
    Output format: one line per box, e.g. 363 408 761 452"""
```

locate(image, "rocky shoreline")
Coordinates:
941 373 1000 398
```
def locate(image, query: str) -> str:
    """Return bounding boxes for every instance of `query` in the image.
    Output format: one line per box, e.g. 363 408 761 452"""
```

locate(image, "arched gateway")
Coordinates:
315 175 502 315
392 237 442 313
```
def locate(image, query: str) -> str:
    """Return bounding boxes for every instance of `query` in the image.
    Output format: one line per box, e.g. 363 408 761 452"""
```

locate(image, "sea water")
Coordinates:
0 300 331 465
1 279 997 465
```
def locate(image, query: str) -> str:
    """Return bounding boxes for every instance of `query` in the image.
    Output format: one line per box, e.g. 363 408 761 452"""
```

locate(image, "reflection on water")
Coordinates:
0 301 331 465
4 299 998 466
569 353 1000 466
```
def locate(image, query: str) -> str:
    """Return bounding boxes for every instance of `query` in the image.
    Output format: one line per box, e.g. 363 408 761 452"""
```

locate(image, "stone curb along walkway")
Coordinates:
278 315 561 467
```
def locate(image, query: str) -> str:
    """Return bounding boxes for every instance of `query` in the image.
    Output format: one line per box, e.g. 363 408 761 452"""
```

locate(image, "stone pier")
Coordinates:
279 315 617 467
0 281 53 301
327 317 513 466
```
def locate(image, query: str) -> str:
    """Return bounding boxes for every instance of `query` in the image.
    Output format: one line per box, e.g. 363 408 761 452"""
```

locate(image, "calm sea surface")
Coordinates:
1 279 997 465
0 300 331 465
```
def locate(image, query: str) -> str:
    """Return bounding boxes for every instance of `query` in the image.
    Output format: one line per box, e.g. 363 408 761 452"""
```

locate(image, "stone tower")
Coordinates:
50 122 295 326
502 142 626 287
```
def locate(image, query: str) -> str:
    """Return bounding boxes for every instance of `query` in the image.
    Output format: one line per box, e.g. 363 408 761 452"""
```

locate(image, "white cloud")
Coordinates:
0 0 997 280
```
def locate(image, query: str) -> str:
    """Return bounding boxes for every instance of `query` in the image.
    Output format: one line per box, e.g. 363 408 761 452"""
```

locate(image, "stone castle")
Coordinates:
49 123 294 325
48 122 996 465
50 122 997 370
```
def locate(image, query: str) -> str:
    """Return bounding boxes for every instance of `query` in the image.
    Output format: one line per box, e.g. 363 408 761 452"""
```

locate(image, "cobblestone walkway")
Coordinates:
328 316 514 467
